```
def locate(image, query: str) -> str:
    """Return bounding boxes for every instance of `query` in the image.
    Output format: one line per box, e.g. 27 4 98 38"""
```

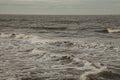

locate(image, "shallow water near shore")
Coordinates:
0 15 120 80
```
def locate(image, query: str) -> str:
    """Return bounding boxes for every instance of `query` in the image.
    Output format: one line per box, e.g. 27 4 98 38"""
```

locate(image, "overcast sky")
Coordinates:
0 0 120 15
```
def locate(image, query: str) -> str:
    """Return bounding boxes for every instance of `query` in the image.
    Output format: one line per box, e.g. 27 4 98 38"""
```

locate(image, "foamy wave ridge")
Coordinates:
80 66 120 80
0 32 32 39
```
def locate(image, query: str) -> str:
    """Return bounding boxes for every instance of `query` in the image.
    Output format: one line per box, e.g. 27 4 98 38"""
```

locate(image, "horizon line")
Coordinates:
0 13 120 16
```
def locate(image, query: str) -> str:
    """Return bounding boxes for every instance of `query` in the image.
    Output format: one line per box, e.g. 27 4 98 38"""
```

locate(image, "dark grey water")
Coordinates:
0 15 120 80
0 15 120 38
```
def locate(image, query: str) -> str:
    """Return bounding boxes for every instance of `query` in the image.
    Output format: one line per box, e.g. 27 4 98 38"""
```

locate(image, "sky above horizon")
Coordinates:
0 0 120 15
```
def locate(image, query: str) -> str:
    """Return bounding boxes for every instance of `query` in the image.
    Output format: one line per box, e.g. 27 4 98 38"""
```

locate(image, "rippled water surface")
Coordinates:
0 15 120 80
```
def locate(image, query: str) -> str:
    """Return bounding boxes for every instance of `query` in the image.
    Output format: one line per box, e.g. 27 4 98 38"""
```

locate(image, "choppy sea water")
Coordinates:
0 15 120 80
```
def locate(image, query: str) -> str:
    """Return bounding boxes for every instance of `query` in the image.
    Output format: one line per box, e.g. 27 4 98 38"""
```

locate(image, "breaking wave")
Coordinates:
80 67 120 80
0 32 32 39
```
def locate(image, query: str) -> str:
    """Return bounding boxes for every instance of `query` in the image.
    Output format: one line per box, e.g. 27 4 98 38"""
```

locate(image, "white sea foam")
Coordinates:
30 48 46 55
80 66 108 80
107 28 120 33
0 32 32 39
